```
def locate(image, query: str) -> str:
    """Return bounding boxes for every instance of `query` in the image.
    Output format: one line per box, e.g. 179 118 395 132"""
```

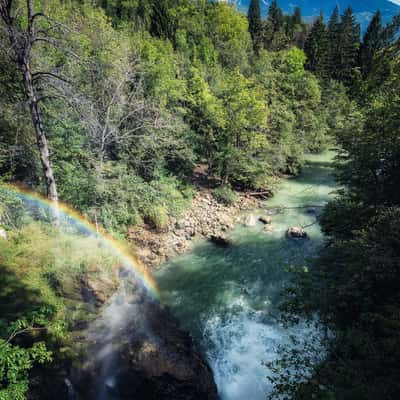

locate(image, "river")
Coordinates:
154 151 336 400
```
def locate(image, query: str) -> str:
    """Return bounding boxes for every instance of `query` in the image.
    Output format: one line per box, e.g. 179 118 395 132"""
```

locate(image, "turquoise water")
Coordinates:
154 152 336 400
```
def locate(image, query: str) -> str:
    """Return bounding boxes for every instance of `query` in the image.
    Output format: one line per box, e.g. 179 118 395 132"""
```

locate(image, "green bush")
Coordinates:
0 222 122 398
148 175 194 218
212 185 238 205
143 205 169 231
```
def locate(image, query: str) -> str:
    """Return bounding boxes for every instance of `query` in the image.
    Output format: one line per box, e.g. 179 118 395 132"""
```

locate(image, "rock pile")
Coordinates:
129 191 259 268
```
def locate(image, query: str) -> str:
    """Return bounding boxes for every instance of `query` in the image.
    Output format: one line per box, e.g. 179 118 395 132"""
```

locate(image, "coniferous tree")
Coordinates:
264 0 287 51
328 5 341 79
328 5 340 35
288 6 307 47
381 13 400 46
359 11 383 79
304 14 330 78
248 0 263 54
337 7 360 83
268 0 284 31
150 0 175 40
293 6 302 26
137 0 153 30
360 14 400 91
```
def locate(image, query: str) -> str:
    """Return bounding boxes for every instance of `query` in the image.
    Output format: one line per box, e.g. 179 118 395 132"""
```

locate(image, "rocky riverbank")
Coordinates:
28 186 268 399
128 189 263 268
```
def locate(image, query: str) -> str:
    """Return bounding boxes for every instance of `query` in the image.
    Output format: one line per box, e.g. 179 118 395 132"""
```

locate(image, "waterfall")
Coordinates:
87 266 148 400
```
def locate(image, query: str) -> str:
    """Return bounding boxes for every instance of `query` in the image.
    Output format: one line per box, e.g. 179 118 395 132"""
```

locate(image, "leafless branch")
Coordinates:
32 71 70 84
3 326 47 346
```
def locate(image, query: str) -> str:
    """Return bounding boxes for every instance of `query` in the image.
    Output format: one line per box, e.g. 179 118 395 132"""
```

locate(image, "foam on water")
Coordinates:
202 304 324 400
204 310 279 400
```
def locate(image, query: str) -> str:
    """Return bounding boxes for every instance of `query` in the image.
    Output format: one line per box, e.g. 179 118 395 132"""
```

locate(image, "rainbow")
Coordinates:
0 183 159 298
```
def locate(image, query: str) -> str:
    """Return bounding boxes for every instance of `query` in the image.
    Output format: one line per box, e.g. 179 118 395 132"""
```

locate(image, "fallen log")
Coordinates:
246 191 272 198
265 204 324 210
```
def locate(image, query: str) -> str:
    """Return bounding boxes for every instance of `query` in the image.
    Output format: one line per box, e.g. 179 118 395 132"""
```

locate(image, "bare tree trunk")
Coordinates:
1 0 58 204
21 62 58 202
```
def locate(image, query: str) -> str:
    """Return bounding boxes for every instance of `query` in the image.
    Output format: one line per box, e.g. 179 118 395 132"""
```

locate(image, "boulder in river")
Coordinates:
306 208 317 215
210 234 230 247
243 214 257 227
263 224 274 233
286 226 308 239
259 215 272 225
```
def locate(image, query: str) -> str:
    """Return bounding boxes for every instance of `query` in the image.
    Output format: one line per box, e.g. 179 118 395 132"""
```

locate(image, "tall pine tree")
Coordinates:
337 7 360 83
248 0 263 55
293 7 302 26
150 0 175 40
288 6 306 47
268 0 284 31
264 0 287 51
328 5 341 79
304 13 330 78
359 10 383 79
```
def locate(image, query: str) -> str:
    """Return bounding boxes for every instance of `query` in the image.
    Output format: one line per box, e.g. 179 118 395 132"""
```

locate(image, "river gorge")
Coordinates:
154 151 336 400
16 151 336 400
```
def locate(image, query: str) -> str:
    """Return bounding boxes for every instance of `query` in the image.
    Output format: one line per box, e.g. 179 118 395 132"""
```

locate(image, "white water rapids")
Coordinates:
155 152 336 399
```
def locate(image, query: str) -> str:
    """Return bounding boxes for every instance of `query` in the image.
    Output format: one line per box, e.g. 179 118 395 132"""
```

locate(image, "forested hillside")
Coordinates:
0 0 336 234
0 0 399 399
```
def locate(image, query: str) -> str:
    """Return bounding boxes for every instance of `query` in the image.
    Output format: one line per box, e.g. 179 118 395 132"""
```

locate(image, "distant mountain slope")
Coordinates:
231 0 400 29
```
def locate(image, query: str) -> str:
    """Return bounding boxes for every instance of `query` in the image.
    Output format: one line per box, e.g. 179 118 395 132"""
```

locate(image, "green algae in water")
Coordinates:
155 151 336 400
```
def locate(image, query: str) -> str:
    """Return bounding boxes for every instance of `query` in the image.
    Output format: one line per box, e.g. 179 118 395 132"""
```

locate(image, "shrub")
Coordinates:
143 205 169 231
148 175 194 218
212 185 238 205
0 222 121 399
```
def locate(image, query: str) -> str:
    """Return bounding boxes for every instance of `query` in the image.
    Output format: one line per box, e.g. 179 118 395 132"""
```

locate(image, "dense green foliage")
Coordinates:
0 330 52 400
304 5 360 82
0 0 333 234
268 6 400 400
0 1 337 396
1 0 399 398
0 218 120 399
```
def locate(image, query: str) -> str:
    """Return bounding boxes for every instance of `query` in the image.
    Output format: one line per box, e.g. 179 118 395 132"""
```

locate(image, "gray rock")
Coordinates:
264 224 274 232
244 214 257 227
286 226 308 239
175 220 185 230
259 215 272 225
210 235 230 247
